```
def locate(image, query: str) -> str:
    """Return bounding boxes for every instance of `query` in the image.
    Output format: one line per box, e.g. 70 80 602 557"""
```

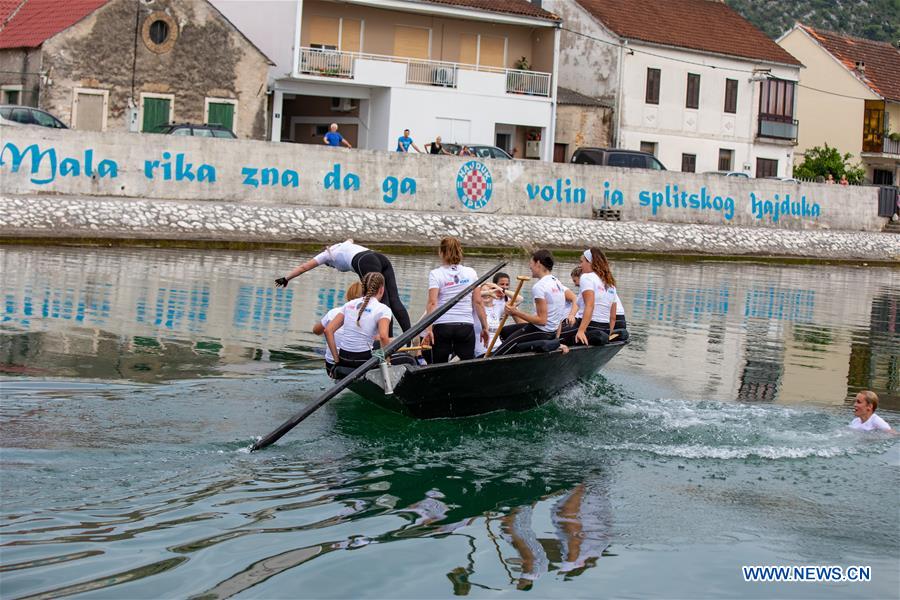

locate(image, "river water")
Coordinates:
1 246 897 599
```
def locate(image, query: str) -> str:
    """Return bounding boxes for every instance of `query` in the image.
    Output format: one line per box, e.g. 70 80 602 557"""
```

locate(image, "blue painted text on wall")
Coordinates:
242 166 297 188
526 179 586 204
751 192 820 222
145 152 216 182
639 185 736 220
1 143 118 185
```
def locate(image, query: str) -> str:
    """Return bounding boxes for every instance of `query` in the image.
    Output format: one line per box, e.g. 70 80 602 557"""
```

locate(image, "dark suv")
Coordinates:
160 123 236 138
571 147 666 170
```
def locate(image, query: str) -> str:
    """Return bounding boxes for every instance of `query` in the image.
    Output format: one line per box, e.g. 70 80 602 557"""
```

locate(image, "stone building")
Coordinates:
0 0 272 138
553 86 613 162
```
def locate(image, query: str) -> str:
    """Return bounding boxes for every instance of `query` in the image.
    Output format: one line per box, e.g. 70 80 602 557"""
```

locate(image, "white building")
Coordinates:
545 0 803 177
212 0 561 160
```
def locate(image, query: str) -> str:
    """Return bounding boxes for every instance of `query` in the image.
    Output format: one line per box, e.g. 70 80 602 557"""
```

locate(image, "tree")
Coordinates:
793 144 867 183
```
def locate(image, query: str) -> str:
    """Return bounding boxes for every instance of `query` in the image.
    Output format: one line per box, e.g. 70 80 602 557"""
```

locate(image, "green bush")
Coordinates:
793 144 866 183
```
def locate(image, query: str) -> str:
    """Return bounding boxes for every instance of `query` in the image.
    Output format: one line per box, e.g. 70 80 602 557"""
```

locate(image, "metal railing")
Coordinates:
296 47 551 97
880 136 900 155
758 115 798 141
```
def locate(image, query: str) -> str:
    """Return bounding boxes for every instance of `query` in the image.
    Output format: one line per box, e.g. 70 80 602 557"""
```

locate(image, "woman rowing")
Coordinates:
494 250 568 355
562 248 626 345
275 239 411 334
312 282 362 377
474 283 506 357
324 272 392 372
422 237 489 363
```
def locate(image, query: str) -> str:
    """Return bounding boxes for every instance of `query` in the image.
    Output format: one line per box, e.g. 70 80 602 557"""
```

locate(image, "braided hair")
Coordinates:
357 272 385 324
588 247 617 288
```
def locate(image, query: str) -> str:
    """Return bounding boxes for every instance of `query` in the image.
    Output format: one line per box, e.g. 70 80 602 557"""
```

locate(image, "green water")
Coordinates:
1 246 898 599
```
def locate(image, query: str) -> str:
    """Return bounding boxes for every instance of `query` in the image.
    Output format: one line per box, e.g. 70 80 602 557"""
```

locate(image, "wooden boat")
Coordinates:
347 340 627 419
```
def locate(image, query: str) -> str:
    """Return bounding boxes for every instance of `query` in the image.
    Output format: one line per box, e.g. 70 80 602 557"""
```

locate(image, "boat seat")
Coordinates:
511 338 561 354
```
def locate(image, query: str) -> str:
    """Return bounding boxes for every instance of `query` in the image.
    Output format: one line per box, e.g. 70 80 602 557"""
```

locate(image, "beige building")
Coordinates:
778 24 900 185
553 87 612 162
0 0 273 139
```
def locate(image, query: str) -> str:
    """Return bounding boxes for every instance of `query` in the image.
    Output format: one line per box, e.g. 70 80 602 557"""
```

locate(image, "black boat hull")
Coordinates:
348 342 626 419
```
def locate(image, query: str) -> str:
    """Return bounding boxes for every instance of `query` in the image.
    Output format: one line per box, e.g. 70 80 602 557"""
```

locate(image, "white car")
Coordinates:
0 105 67 129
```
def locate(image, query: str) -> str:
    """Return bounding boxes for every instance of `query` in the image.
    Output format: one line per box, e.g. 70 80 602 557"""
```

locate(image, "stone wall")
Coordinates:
0 127 887 232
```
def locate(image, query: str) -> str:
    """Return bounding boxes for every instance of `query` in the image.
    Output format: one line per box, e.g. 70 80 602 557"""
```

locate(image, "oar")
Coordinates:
251 260 508 451
485 275 530 357
396 345 431 352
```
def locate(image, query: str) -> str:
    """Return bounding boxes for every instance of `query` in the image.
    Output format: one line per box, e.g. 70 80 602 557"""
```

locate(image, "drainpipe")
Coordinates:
546 24 561 161
292 0 303 77
614 40 625 148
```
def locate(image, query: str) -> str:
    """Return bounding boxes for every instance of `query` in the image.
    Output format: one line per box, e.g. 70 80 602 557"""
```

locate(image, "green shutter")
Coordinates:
207 102 234 131
142 97 170 133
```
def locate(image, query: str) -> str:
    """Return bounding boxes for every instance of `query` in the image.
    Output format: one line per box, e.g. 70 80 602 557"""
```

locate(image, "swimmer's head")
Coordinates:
854 390 879 418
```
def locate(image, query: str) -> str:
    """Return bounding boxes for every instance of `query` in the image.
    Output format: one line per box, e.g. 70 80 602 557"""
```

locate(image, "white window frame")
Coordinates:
471 34 508 68
71 87 109 131
204 97 238 132
138 92 175 132
1 84 23 104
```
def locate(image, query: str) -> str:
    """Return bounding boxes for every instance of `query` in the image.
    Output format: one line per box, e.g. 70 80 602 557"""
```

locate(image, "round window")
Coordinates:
142 12 177 54
149 20 169 45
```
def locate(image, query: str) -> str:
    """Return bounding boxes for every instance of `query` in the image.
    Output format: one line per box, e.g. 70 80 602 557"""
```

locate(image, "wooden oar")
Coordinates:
485 275 530 357
396 345 431 352
251 260 508 451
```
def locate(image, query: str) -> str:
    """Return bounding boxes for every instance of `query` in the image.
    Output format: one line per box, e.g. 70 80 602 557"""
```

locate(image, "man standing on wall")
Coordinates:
324 123 352 148
396 129 422 153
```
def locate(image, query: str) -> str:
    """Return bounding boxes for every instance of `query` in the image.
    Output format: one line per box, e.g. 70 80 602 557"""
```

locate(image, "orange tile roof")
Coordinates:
417 0 559 21
800 24 900 102
0 0 107 49
576 0 801 66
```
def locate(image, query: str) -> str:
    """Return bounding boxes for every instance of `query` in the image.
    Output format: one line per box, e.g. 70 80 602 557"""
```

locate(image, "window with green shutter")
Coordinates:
207 102 234 132
141 96 171 133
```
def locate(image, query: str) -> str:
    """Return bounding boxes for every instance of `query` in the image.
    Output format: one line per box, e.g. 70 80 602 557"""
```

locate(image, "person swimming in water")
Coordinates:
849 390 896 433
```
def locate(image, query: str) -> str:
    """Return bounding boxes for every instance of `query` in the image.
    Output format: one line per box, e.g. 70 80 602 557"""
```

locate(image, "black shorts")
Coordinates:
430 322 476 363
492 323 557 356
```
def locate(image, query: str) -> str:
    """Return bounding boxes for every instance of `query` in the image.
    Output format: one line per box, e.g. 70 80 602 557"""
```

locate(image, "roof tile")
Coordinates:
800 24 900 102
576 0 801 66
0 0 107 49
416 0 558 21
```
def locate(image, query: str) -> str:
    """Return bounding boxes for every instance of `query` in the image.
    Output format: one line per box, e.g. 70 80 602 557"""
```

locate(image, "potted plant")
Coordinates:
508 56 531 93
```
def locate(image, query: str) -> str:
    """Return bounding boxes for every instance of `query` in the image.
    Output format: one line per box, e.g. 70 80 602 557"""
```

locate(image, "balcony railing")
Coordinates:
758 115 798 141
297 47 551 97
863 134 900 155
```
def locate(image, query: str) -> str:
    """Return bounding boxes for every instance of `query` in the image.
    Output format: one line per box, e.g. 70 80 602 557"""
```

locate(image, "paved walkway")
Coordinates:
1 194 898 261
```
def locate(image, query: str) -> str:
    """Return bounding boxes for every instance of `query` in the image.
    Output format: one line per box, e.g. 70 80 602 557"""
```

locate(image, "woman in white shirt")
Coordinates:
474 283 506 357
276 239 411 334
849 390 895 433
561 247 626 346
423 237 489 363
494 249 568 356
324 272 392 371
312 282 362 377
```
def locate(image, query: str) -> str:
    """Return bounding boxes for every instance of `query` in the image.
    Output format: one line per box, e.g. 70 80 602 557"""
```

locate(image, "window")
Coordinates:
307 16 362 52
205 98 237 132
393 25 430 60
645 68 660 104
718 148 733 171
681 154 696 173
149 20 169 45
640 141 657 156
1 85 22 104
724 79 738 113
72 88 108 131
759 78 795 119
873 169 893 185
686 73 700 109
31 109 64 128
314 124 329 135
756 158 778 178
140 93 173 133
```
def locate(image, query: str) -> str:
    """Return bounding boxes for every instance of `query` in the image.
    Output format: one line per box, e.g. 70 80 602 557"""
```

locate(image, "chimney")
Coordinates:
531 0 542 8
855 60 866 74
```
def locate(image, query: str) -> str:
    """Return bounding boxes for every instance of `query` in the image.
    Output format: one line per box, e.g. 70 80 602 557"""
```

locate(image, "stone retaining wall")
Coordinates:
0 128 888 232
2 194 898 262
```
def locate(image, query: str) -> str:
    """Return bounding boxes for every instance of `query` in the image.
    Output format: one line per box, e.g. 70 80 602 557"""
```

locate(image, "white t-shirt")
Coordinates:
314 240 368 272
849 413 892 432
320 307 344 363
574 289 585 319
338 297 392 353
474 300 504 355
532 275 568 333
428 264 478 325
594 280 625 324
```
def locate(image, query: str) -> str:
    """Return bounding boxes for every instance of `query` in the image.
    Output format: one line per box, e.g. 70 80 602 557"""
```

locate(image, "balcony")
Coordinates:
758 114 798 141
297 47 551 97
862 134 900 156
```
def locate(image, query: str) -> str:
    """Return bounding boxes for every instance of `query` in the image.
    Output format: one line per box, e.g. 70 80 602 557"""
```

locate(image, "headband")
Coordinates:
583 249 592 262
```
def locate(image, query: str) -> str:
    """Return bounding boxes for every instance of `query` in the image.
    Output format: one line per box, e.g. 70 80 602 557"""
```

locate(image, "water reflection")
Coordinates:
1 247 897 406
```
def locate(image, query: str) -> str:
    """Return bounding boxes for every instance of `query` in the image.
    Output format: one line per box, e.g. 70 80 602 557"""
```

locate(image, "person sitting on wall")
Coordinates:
425 136 451 155
323 123 352 148
849 390 896 433
396 129 422 153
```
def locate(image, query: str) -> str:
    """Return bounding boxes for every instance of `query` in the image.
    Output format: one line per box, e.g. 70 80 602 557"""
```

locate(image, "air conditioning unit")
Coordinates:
433 67 453 87
330 97 356 112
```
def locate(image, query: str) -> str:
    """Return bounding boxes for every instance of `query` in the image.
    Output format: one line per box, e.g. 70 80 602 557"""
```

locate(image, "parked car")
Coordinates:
571 147 666 170
764 176 800 184
160 123 236 138
442 143 512 159
0 105 67 129
704 170 750 178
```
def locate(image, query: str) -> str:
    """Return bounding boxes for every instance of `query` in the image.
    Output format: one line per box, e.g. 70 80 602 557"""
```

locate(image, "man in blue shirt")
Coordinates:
396 128 422 153
323 123 352 148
